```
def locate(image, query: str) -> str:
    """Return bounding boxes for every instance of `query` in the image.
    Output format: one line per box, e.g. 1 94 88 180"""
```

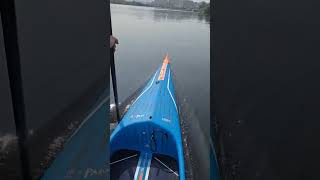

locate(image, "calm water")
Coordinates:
110 4 210 135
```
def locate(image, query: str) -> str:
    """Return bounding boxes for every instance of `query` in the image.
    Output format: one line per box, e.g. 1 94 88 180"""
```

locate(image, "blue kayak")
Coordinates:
110 54 185 180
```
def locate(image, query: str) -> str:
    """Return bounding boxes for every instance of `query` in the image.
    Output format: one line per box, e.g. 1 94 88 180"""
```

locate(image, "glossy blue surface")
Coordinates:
110 57 185 180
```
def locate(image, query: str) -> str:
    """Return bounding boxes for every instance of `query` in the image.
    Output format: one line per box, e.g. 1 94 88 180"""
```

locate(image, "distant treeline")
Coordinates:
111 0 210 17
198 2 210 17
111 0 153 7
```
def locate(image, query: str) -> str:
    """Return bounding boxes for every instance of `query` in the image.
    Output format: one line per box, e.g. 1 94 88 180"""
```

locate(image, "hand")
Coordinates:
110 35 119 50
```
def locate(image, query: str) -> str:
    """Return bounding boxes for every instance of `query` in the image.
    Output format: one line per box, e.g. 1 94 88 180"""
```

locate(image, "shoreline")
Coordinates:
111 2 200 13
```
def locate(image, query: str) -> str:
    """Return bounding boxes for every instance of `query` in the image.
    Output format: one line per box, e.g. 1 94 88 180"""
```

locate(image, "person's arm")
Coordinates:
110 35 119 49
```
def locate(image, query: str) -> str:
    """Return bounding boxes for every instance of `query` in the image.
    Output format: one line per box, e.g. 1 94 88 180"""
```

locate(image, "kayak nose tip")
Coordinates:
164 53 170 63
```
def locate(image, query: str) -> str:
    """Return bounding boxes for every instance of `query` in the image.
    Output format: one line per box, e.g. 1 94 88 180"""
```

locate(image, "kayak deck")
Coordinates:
110 150 140 179
110 55 185 180
111 150 179 180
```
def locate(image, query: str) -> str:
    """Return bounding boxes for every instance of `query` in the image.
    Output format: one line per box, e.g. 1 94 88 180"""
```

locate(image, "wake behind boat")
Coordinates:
110 54 185 180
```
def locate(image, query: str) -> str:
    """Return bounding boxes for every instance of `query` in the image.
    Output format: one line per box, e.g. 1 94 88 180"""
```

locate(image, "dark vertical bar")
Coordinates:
0 0 31 179
110 11 121 122
213 0 320 179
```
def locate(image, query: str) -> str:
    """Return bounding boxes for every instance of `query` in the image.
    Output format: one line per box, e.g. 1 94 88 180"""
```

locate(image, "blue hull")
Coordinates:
110 55 185 180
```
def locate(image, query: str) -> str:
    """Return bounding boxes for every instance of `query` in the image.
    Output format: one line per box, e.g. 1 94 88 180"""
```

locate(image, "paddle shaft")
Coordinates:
110 12 121 122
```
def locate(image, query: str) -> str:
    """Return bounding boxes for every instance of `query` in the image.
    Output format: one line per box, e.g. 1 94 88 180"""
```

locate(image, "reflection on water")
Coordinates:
154 9 209 23
153 9 210 23
153 9 198 22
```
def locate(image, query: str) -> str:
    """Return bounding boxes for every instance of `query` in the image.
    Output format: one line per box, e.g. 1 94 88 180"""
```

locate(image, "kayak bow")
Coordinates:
110 54 185 180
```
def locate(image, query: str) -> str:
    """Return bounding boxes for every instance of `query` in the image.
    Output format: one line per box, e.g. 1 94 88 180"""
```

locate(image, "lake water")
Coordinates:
110 4 210 138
